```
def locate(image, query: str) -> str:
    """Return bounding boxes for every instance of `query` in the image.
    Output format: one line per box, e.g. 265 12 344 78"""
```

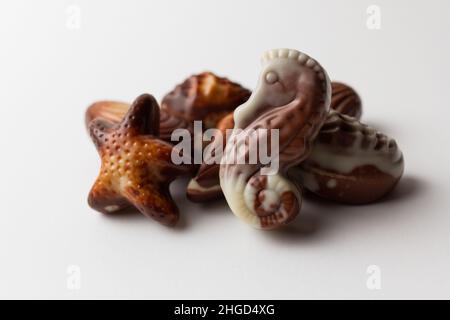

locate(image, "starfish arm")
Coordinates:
121 94 160 136
88 118 114 150
122 184 179 226
88 179 131 214
142 138 194 176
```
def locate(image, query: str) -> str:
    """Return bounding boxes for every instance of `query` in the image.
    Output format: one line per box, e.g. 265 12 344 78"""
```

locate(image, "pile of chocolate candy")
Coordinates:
85 48 404 230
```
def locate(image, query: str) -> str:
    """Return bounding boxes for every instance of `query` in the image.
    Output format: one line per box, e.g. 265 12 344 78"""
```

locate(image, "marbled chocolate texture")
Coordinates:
186 82 364 203
330 82 362 119
161 71 251 131
85 72 251 144
186 113 233 202
190 110 405 205
292 110 404 204
219 49 331 229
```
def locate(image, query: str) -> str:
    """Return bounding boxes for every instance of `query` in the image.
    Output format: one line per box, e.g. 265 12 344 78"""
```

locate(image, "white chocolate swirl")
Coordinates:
220 49 331 229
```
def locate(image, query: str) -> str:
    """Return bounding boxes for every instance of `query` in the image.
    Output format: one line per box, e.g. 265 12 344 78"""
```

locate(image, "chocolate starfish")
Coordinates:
87 94 191 226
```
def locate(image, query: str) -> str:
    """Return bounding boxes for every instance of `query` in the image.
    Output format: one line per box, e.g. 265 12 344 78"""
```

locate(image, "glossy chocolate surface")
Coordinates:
219 49 331 229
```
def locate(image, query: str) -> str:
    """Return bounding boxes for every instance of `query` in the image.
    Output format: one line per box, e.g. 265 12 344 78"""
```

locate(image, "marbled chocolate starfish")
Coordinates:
88 94 191 226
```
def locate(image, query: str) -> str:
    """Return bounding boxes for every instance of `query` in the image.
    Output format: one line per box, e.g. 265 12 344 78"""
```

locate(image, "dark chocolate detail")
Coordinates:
330 82 362 119
161 72 251 127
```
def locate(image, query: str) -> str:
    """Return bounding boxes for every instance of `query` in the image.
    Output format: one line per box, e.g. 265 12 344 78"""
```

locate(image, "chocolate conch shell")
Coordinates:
291 110 404 204
161 71 251 131
219 49 331 229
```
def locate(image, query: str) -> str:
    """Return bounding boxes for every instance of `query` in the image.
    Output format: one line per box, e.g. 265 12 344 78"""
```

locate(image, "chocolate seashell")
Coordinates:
186 113 234 202
291 111 404 204
330 82 362 119
158 108 191 142
161 71 251 130
86 72 250 146
85 101 129 129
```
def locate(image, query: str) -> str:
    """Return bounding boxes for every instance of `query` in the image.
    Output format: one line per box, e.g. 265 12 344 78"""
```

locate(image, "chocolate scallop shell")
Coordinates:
330 82 362 119
85 101 129 129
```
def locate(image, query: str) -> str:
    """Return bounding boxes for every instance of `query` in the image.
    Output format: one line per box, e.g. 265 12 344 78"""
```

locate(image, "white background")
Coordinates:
1 0 449 299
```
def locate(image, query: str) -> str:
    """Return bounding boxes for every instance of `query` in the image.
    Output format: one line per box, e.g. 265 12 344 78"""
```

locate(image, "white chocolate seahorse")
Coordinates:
219 49 331 229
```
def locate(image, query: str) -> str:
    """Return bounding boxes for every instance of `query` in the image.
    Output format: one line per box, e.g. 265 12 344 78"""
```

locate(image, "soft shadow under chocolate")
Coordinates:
266 175 425 243
97 175 425 236
378 175 424 203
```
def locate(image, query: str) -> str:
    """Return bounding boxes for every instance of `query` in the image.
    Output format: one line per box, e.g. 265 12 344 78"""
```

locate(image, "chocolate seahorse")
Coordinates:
191 109 404 204
186 81 362 201
219 49 331 229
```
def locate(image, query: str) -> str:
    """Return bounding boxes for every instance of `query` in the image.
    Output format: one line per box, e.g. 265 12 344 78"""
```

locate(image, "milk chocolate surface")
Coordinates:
219 48 331 229
330 82 362 119
87 94 192 226
161 72 251 130
292 111 404 204
187 81 364 203
85 72 250 145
